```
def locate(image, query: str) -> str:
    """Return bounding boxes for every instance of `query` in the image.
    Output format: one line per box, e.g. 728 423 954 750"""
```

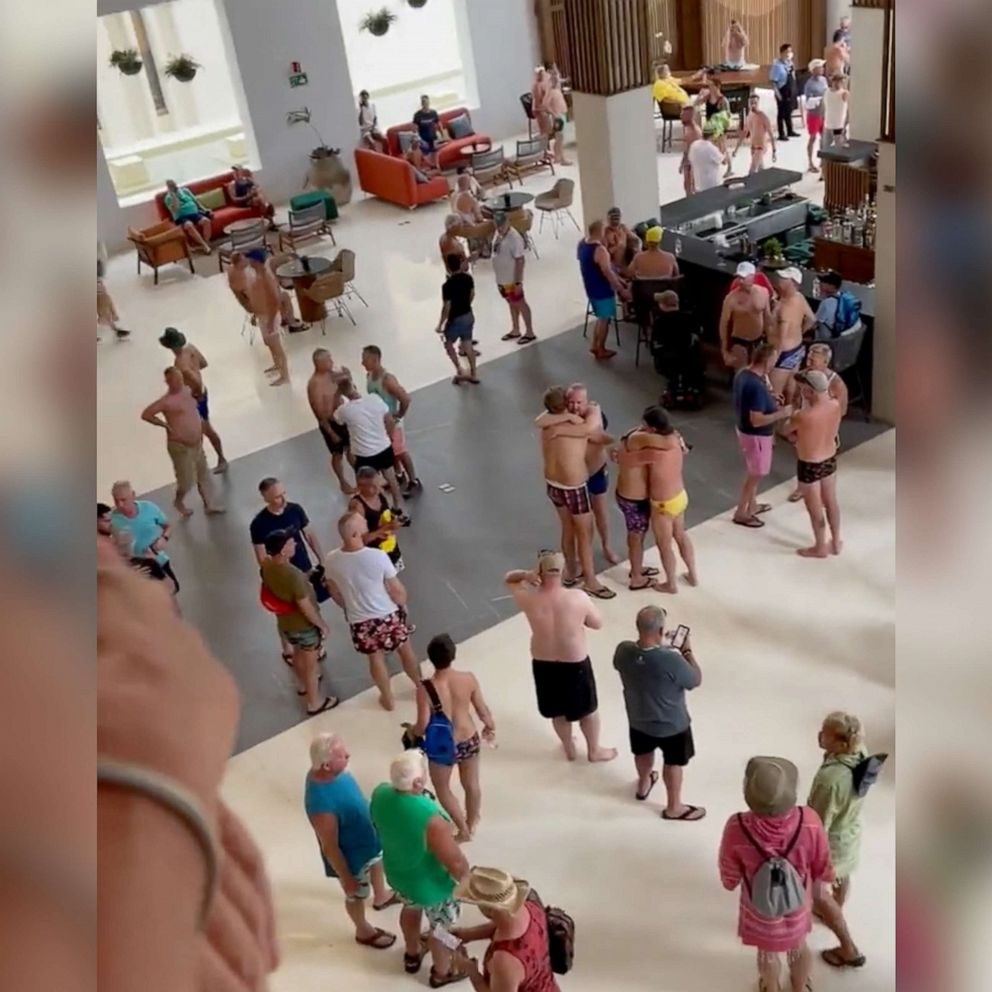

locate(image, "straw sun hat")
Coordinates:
454 867 530 914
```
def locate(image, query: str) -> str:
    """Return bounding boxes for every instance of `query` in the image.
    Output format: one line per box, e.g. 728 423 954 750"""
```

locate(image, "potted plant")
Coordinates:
407 0 429 8
360 8 398 36
109 48 143 76
288 107 353 205
165 54 201 82
760 237 786 269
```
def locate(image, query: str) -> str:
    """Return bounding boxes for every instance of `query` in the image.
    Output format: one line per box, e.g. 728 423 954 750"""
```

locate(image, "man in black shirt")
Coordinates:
436 253 479 385
250 477 327 662
412 94 443 166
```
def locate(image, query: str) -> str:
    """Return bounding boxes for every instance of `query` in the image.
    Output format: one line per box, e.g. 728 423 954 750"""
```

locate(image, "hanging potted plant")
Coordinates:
407 0 429 8
109 48 143 76
360 8 398 36
165 54 201 82
287 107 353 206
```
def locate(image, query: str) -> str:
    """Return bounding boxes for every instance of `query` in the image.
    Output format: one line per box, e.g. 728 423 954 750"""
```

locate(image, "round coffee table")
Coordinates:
275 256 333 322
224 218 266 236
483 191 535 214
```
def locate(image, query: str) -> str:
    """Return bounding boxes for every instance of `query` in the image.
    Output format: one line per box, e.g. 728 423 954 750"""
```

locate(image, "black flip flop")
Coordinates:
562 576 581 588
373 892 400 911
629 578 654 591
636 770 659 801
732 516 765 529
821 948 866 969
404 951 425 974
306 696 340 716
500 332 521 341
586 586 617 600
661 804 706 821
516 334 537 345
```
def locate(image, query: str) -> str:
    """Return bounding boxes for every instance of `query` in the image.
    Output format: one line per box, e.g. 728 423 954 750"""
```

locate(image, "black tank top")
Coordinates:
356 493 401 563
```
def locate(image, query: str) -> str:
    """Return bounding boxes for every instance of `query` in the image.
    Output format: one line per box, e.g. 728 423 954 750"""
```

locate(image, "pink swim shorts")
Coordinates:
736 430 773 478
390 422 407 457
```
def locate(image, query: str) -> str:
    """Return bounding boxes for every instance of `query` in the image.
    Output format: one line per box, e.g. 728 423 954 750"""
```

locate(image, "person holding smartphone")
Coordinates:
612 605 705 820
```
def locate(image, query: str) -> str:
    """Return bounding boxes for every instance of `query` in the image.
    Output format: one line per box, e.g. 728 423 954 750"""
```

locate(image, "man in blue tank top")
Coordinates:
577 219 630 361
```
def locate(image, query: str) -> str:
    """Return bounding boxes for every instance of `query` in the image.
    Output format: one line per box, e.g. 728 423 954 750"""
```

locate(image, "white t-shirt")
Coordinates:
324 546 397 624
334 394 390 457
492 227 525 285
688 139 725 192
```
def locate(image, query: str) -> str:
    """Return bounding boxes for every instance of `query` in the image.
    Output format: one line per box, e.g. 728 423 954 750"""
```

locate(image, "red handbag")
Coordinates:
259 582 297 616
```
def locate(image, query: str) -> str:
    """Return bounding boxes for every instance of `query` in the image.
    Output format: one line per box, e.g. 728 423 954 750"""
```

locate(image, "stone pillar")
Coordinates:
848 5 885 142
562 0 658 227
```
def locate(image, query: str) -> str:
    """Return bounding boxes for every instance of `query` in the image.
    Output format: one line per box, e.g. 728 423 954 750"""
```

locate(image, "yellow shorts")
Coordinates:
651 490 688 518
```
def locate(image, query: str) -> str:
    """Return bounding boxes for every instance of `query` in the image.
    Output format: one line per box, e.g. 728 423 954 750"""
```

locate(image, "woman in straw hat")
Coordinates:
717 756 833 992
451 867 559 991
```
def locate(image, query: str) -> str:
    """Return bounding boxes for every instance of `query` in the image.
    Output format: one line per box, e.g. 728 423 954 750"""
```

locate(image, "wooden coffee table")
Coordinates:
275 256 332 322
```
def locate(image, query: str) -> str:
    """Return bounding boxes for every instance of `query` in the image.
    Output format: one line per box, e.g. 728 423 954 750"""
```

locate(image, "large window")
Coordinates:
336 0 479 128
97 0 255 203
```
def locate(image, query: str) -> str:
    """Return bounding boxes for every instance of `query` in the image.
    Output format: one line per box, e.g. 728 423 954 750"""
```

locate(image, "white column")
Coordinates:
848 7 884 142
825 0 851 40
571 86 659 229
870 142 895 423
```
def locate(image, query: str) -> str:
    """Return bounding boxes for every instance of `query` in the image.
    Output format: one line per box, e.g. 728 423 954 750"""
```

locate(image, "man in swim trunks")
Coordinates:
413 633 496 842
505 550 617 762
623 406 698 594
536 386 615 600
492 211 536 344
768 266 815 404
307 348 355 494
678 105 702 196
787 370 843 558
159 327 228 474
612 426 662 591
733 93 777 174
245 248 291 386
720 262 773 368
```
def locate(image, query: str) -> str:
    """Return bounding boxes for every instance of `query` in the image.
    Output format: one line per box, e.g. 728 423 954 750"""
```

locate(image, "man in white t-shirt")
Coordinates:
687 122 727 193
333 377 408 522
492 211 536 345
323 511 421 710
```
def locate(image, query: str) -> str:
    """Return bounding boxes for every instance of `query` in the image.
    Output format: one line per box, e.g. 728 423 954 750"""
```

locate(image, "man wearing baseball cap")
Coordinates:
720 262 773 367
768 266 814 402
492 210 536 345
787 369 843 557
803 59 828 172
718 756 833 992
628 225 679 280
687 119 726 191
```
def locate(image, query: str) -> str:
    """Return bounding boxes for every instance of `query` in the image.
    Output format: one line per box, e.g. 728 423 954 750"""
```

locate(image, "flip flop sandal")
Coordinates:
636 567 660 577
404 950 425 974
562 576 581 588
516 335 537 344
306 696 340 716
733 516 765 528
636 770 659 801
501 332 522 341
373 893 400 911
661 804 706 821
629 578 654 591
821 948 866 969
586 586 617 600
355 928 396 950
755 503 772 514
429 967 469 988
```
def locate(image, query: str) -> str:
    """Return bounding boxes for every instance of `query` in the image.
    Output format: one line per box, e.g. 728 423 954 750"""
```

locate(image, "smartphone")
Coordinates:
671 624 690 650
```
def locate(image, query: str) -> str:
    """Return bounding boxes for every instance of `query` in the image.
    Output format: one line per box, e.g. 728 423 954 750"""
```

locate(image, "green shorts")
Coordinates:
400 894 460 929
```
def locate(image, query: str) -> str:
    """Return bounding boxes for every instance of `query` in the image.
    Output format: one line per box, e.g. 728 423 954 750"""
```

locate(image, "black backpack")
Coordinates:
851 752 888 798
527 888 575 975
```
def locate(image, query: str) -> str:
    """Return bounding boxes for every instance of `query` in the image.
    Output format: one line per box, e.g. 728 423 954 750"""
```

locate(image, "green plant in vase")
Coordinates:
109 49 143 75
361 7 398 36
165 54 201 82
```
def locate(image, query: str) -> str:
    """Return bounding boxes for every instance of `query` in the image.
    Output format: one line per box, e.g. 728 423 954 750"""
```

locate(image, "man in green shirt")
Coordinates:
162 178 214 254
259 530 338 716
370 750 469 987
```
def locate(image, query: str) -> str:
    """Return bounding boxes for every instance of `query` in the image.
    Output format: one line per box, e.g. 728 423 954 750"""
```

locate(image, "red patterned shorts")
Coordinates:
350 608 410 655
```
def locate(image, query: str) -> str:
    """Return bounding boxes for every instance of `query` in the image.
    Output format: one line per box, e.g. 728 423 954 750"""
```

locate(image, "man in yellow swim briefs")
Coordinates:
623 405 698 594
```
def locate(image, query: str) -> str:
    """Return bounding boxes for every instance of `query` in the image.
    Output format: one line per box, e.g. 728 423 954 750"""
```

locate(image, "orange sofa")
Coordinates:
386 107 490 172
153 171 263 241
354 148 449 209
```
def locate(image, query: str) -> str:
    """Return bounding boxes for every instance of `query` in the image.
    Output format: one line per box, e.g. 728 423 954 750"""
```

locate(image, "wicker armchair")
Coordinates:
127 221 194 284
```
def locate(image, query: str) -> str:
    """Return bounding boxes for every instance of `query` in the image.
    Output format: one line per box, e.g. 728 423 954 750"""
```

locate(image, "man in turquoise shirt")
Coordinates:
163 178 213 254
109 481 180 592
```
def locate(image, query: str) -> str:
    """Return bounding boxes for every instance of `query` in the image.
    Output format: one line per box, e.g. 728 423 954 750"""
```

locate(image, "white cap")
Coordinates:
735 261 756 278
778 266 802 284
808 58 826 72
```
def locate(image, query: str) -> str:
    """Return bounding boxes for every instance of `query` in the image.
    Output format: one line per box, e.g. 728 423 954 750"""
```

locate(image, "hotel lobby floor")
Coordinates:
222 432 895 992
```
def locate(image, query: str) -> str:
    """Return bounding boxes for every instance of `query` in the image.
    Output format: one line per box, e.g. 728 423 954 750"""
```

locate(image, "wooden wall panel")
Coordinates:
700 0 812 67
647 0 678 67
563 0 652 95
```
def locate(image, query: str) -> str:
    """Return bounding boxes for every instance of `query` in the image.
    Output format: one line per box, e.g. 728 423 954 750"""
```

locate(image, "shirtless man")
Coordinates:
623 406 697 593
678 105 702 196
536 386 616 600
768 267 815 403
787 342 847 502
246 248 290 385
158 327 228 474
505 550 617 762
628 226 679 280
413 633 496 842
719 262 773 368
824 29 850 79
562 383 619 565
603 207 636 272
140 367 223 517
612 427 663 591
733 94 777 174
307 348 355 494
787 370 843 557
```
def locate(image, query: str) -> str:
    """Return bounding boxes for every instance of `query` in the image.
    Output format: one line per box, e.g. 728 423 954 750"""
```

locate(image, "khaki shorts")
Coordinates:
167 440 209 494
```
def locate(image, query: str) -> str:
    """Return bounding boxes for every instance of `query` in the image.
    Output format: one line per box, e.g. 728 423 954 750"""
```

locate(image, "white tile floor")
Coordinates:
97 91 827 496
222 433 895 992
